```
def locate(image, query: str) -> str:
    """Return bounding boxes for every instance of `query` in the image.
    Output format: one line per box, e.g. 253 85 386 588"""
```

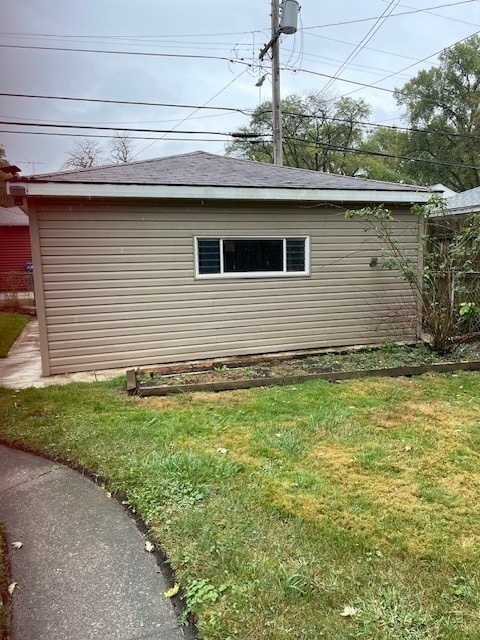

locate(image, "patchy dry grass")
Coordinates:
0 373 479 638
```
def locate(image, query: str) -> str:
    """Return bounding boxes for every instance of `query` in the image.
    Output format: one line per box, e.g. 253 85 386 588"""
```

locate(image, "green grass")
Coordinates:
0 313 30 357
1 373 480 638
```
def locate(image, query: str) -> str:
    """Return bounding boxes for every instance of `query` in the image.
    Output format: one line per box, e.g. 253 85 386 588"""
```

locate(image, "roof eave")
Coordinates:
442 205 480 217
8 181 433 204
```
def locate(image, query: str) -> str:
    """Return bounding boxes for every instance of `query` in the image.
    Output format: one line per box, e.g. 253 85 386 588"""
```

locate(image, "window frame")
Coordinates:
194 235 310 279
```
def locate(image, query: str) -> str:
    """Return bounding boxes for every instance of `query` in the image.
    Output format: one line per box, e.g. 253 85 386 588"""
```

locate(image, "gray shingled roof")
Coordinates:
0 206 29 226
446 186 480 212
17 151 431 193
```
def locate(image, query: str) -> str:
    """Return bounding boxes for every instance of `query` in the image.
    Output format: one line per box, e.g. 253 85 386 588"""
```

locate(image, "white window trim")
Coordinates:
194 235 310 279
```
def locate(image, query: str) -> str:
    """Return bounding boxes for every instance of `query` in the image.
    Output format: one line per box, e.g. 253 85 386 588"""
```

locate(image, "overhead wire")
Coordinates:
321 0 401 94
1 1 477 41
339 28 480 99
3 125 478 172
302 0 480 31
262 110 480 141
3 86 480 142
0 92 251 115
380 0 480 27
0 43 256 66
2 0 479 168
0 130 233 142
280 136 480 171
0 120 234 136
132 67 251 158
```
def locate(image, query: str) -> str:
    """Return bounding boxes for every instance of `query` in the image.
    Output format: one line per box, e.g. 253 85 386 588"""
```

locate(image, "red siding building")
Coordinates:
0 206 32 291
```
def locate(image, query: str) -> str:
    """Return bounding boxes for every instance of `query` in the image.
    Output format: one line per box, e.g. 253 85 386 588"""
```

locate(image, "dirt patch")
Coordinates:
134 342 480 395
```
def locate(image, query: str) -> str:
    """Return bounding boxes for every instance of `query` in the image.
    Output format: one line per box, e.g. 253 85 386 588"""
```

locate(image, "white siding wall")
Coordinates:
32 200 421 374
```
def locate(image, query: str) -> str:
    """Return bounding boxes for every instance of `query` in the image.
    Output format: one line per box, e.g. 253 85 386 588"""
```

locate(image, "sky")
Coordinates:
1 0 480 174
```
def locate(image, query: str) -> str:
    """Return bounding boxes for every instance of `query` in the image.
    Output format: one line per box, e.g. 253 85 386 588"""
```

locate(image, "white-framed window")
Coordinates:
194 236 310 279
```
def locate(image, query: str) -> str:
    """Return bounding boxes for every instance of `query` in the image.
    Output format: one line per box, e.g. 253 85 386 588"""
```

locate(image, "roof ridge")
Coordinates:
28 150 209 180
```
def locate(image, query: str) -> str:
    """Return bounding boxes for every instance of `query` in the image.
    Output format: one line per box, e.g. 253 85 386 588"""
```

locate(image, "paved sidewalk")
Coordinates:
0 320 126 389
0 445 186 640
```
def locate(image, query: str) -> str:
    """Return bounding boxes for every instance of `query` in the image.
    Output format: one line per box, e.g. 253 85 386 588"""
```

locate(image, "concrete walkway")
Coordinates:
0 445 186 640
0 320 126 389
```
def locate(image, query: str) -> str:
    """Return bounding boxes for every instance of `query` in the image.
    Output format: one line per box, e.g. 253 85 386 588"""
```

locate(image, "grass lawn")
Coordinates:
0 313 30 358
0 373 479 639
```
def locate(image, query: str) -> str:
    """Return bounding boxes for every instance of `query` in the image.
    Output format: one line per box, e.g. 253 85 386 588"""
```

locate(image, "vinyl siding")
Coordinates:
32 200 421 374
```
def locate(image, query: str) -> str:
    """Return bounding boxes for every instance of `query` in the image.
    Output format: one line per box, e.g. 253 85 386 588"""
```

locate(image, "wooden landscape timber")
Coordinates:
127 360 480 397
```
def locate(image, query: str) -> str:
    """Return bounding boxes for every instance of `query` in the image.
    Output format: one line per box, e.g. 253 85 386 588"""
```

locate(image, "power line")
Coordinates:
0 29 268 40
3 95 479 144
1 2 476 41
0 129 233 142
133 68 250 158
1 36 475 102
280 136 480 171
269 110 480 142
0 92 251 115
0 43 254 66
381 0 480 27
302 0 479 31
0 120 235 137
340 29 480 99
3 122 479 172
322 0 401 94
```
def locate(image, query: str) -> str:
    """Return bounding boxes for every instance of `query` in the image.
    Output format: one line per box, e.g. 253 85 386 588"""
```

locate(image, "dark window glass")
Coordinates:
197 239 221 274
286 239 306 271
224 239 283 272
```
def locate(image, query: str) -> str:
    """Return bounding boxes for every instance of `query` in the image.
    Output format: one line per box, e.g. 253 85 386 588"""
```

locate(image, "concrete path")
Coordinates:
0 445 186 640
0 320 126 389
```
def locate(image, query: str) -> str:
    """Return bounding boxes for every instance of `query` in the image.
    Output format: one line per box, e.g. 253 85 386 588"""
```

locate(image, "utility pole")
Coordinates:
259 0 299 166
271 0 283 166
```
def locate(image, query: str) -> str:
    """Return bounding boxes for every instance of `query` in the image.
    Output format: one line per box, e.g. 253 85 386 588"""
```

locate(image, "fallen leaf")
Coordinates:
144 540 155 553
8 582 18 595
164 583 180 598
11 541 23 549
340 606 358 617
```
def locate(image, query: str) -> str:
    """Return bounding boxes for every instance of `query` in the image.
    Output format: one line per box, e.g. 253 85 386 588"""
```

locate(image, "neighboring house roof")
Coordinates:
9 150 436 204
0 205 29 226
430 183 457 198
446 186 480 215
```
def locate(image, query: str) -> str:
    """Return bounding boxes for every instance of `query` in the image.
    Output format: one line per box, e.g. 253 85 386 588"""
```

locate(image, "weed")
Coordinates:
213 365 229 374
181 578 221 624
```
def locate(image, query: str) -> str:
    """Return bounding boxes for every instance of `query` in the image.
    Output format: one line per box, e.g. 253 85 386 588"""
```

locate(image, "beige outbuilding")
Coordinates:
9 151 435 376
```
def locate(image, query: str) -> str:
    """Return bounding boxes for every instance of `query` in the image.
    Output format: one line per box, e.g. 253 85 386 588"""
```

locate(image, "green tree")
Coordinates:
226 93 372 175
394 35 480 191
356 127 413 183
